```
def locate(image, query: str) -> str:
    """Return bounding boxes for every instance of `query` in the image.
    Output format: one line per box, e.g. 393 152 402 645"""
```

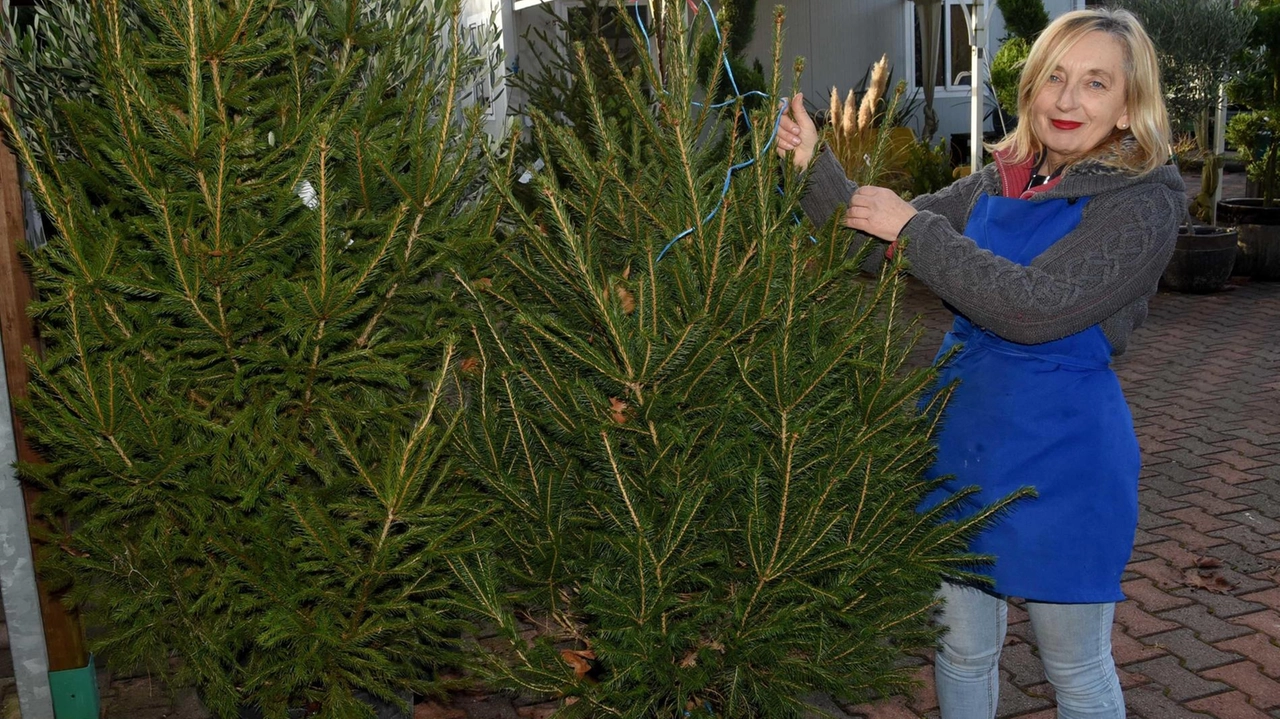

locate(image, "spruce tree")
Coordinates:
453 7 1013 717
1 0 497 715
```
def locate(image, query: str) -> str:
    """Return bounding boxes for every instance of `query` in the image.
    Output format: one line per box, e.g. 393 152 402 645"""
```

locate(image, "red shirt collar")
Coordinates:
993 148 1065 199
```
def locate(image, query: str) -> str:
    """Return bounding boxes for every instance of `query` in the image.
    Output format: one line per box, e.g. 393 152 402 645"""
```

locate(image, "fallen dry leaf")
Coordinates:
614 284 636 314
1181 568 1237 594
1194 556 1223 569
609 397 629 424
560 648 596 678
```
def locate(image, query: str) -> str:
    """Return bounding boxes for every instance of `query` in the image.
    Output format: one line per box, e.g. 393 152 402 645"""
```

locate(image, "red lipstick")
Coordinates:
1051 120 1083 130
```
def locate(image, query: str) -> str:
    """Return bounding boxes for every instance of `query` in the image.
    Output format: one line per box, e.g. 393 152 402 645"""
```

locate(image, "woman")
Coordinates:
776 9 1182 719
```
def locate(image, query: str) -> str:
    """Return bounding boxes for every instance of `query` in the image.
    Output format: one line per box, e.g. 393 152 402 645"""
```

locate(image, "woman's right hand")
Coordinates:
775 93 819 170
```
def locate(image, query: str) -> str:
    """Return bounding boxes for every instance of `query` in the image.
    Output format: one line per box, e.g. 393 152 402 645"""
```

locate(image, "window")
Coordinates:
908 0 978 92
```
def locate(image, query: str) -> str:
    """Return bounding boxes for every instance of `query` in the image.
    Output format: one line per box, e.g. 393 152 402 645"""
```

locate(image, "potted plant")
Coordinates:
1222 0 1280 279
1117 0 1254 292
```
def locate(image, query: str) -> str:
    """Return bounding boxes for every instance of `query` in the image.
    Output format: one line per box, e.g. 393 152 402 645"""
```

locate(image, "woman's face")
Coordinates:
1030 30 1131 169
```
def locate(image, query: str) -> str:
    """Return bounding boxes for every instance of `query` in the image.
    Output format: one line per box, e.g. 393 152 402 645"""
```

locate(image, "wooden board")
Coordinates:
0 100 90 672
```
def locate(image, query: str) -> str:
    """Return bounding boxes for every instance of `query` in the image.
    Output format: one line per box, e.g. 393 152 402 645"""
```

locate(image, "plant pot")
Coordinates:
1160 225 1238 293
1218 198 1280 280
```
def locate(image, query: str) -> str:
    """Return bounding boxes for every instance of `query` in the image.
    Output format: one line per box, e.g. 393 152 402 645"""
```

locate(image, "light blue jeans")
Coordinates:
934 581 1125 719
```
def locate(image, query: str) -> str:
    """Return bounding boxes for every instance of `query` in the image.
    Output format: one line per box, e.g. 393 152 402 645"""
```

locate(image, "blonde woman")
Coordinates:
777 9 1182 719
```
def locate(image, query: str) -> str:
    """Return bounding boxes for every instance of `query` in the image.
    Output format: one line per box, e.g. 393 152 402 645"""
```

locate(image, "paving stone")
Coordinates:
1118 666 1153 689
994 672 1052 718
1168 507 1237 535
1124 578 1195 613
1207 464 1266 485
1000 642 1046 688
1147 540 1211 569
1224 510 1280 536
1183 491 1252 516
845 696 920 719
1230 429 1280 447
1239 479 1280 503
1223 439 1273 458
905 664 938 715
800 693 860 719
1128 550 1156 566
1233 611 1280 642
1153 524 1234 552
1142 628 1243 670
1218 453 1273 472
1176 436 1235 459
1127 655 1231 701
1140 507 1181 530
1007 602 1030 626
1144 466 1212 495
1203 543 1279 577
1160 605 1258 642
1169 587 1268 619
1185 426 1243 445
1113 625 1169 666
1129 558 1191 590
1201 662 1280 709
1216 635 1280 679
1243 589 1280 613
1186 690 1273 719
1005 620 1038 647
1142 490 1193 513
1133 527 1164 547
1124 684 1215 719
1211 526 1280 555
1116 601 1182 637
1190 478 1258 500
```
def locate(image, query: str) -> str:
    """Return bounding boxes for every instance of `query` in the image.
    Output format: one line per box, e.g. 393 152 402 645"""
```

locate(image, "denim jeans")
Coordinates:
934 581 1126 719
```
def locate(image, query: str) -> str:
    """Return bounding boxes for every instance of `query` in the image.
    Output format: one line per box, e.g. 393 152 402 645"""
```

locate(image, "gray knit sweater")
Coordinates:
799 147 1186 355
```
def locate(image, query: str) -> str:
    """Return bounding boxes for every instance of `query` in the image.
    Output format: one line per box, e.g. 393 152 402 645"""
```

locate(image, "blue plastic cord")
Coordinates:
655 101 788 262
635 0 797 262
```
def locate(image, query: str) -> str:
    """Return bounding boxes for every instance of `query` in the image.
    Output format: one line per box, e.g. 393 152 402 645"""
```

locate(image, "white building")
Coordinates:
485 0 1096 150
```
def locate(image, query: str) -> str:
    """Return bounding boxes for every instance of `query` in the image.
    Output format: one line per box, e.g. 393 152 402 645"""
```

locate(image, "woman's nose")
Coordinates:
1055 84 1078 111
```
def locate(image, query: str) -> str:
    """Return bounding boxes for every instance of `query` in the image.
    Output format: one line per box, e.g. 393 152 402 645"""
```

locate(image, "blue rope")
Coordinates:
634 0 798 262
655 101 787 262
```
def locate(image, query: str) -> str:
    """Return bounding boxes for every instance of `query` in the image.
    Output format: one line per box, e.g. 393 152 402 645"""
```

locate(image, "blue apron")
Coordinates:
919 193 1140 603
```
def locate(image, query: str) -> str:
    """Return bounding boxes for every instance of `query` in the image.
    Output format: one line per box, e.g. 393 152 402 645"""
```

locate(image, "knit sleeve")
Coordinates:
798 147 858 228
907 165 996 230
898 183 1182 345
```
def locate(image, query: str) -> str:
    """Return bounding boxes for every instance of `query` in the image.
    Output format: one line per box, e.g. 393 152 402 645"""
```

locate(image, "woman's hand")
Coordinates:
844 186 918 242
775 93 819 170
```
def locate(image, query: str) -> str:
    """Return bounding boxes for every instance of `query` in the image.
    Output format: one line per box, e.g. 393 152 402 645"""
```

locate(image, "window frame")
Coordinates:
903 0 989 97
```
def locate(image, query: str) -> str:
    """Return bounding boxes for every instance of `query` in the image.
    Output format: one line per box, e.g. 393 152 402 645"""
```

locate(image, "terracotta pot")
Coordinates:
1218 198 1280 280
1160 225 1238 293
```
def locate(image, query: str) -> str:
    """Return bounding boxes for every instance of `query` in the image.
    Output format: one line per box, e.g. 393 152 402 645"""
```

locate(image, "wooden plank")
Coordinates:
0 102 90 671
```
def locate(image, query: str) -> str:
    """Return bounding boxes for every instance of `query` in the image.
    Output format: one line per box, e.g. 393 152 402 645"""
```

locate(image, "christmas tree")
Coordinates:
1 0 497 715
453 5 1015 717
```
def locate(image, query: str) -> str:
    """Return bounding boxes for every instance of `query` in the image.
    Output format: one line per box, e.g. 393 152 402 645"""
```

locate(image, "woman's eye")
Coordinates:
1089 80 1106 90
1048 74 1062 83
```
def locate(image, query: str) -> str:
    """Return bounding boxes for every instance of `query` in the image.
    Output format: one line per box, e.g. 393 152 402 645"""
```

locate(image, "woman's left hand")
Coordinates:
844 186 918 242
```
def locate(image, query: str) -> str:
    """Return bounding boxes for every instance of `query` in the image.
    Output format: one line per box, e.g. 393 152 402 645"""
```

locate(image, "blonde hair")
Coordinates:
988 8 1171 175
